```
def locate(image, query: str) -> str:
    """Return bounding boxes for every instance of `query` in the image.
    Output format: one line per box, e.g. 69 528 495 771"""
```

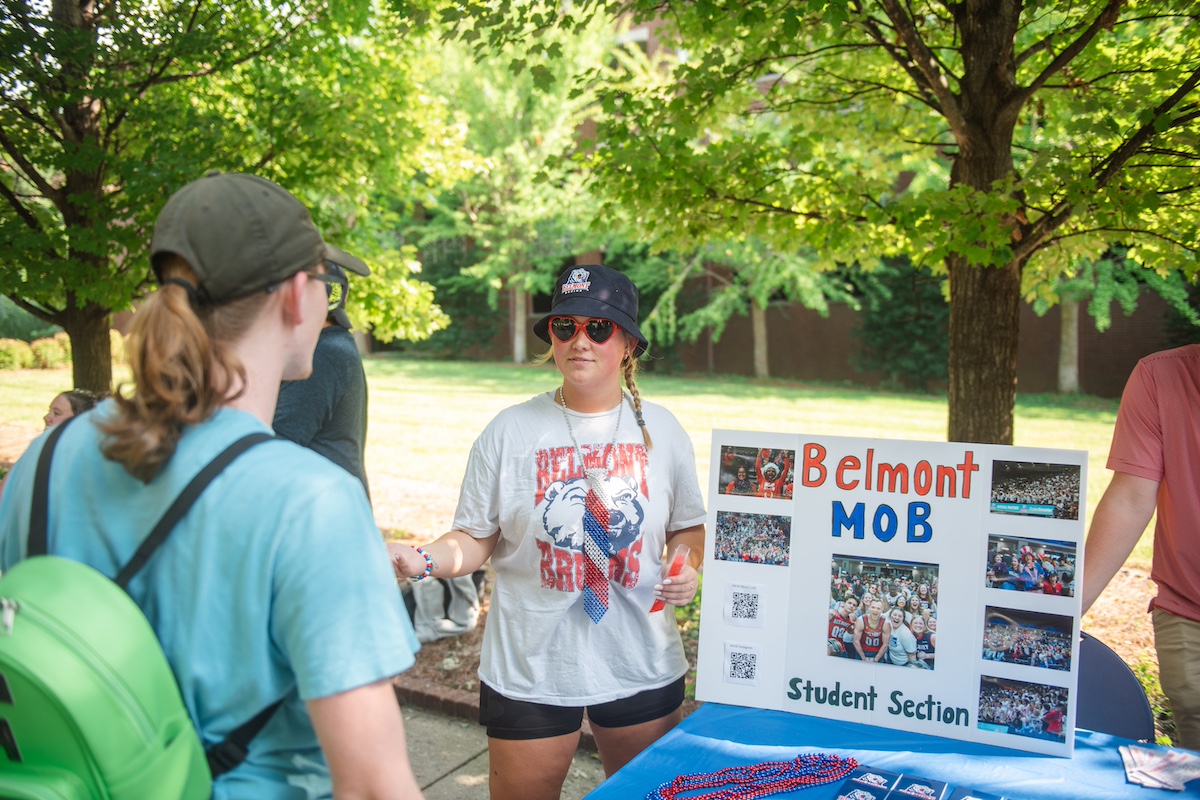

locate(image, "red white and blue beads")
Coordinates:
645 752 858 800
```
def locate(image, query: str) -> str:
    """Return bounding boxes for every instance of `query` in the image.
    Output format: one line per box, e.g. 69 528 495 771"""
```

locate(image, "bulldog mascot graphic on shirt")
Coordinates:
534 442 648 593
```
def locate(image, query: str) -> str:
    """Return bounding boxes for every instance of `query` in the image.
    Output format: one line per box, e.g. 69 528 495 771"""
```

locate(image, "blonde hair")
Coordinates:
99 256 266 483
623 350 652 449
537 329 653 449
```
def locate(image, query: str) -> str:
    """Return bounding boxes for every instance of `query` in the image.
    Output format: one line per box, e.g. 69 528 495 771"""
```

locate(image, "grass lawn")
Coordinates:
359 355 1144 565
0 355 1144 566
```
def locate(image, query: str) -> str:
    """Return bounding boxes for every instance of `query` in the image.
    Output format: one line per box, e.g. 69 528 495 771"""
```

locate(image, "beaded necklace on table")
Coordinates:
644 753 858 800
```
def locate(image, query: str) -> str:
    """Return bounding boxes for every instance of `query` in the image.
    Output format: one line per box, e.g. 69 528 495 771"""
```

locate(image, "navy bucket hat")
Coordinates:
533 264 648 357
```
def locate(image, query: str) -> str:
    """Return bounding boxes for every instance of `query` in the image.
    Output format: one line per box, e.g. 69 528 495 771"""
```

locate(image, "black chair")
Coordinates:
1076 631 1156 741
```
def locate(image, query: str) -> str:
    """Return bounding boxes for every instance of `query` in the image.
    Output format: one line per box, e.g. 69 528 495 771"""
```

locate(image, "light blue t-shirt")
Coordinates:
0 404 419 799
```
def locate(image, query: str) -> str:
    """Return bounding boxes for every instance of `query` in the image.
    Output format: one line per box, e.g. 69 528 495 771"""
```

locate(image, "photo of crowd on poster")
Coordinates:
827 555 939 669
714 510 793 567
981 606 1074 672
977 675 1069 743
989 460 1081 520
984 534 1076 597
716 445 796 499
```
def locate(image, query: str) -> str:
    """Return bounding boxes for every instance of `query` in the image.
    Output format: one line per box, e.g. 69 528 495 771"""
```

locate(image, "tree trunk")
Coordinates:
947 258 1021 444
511 280 527 363
53 2 113 394
1058 299 1080 394
751 299 769 379
61 300 113 393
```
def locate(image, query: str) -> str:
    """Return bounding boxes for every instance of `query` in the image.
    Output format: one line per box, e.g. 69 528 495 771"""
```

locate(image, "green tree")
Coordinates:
638 239 855 379
408 21 625 362
1029 247 1199 392
456 0 1200 443
1 1 452 392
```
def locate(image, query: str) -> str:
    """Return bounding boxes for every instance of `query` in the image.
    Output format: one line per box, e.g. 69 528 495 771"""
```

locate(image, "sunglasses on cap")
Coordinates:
265 267 347 313
307 269 348 313
548 316 618 345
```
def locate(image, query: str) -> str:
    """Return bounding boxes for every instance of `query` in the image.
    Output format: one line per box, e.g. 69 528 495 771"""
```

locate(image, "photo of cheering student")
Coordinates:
983 534 1077 597
753 447 793 499
828 555 939 667
989 460 1081 520
716 445 796 498
977 675 1069 743
713 510 792 567
981 607 1074 672
717 445 760 496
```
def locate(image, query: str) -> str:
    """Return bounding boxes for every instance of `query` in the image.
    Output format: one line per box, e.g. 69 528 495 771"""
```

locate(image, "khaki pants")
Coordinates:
1153 608 1200 751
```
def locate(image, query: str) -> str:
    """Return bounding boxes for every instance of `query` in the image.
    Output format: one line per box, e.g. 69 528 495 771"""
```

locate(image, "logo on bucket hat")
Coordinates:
560 268 592 295
533 264 648 357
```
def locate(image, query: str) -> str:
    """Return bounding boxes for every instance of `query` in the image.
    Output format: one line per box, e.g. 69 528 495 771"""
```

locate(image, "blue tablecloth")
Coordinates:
585 703 1200 799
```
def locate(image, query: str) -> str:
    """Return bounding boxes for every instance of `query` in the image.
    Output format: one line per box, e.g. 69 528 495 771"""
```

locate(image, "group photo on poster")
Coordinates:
981 607 1075 671
977 675 1070 744
714 510 792 566
989 460 1081 520
984 535 1077 597
828 555 938 669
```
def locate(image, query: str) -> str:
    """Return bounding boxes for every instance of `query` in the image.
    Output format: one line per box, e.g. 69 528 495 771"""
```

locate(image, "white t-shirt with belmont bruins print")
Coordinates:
453 391 707 706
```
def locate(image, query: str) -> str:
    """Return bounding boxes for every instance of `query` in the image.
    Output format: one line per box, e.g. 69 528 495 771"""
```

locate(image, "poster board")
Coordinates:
695 431 1086 757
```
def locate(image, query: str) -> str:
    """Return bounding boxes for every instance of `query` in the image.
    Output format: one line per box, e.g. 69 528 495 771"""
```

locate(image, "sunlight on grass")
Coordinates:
0 357 1150 569
355 356 1143 550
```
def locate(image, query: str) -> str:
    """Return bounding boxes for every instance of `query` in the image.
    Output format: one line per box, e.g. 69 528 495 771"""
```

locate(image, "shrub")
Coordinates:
0 339 35 370
30 336 70 368
847 258 949 391
54 331 72 361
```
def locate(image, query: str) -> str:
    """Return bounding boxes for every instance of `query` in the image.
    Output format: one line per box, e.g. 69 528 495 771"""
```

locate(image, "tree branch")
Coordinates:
0 128 64 208
1011 0 1123 107
1011 65 1200 262
869 0 959 124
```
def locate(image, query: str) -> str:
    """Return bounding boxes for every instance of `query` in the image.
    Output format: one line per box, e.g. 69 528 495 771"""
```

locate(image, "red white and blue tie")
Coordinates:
582 468 613 623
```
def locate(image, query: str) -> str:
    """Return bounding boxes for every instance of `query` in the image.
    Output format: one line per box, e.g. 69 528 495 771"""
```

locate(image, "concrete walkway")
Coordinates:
402 705 607 799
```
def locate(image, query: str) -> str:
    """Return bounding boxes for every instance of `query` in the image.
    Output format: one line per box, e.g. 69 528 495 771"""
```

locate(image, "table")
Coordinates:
585 703 1198 799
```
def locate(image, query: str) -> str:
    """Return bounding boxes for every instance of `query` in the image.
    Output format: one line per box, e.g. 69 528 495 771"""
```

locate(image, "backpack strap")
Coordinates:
114 432 274 589
206 697 286 778
28 414 78 557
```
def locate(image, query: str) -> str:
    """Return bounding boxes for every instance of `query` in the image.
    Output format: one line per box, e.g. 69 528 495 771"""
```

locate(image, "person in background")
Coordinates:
44 388 102 429
273 259 371 498
1083 344 1200 751
725 465 756 495
886 606 918 667
0 172 423 798
854 598 887 663
391 264 706 800
912 614 935 669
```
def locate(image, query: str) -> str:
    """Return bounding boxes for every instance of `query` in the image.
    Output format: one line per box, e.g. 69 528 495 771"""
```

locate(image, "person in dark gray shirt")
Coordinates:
274 257 371 500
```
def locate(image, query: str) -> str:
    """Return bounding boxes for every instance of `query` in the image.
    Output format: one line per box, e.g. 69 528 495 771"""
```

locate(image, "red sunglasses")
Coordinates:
548 316 618 345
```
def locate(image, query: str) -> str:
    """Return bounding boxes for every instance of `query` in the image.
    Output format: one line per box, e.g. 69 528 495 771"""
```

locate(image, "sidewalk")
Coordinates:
395 676 608 799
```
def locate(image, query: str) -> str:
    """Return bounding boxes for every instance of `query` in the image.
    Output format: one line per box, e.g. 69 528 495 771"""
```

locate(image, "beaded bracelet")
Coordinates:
411 547 434 582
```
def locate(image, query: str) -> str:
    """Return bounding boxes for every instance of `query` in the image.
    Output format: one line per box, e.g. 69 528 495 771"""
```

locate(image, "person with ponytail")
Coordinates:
391 264 706 800
0 173 424 799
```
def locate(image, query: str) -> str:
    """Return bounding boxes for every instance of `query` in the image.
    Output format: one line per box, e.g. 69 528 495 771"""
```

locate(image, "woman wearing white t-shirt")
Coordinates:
392 264 706 800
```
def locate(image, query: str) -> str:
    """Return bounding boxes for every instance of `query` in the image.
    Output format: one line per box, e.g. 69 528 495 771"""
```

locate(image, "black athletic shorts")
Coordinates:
479 676 686 740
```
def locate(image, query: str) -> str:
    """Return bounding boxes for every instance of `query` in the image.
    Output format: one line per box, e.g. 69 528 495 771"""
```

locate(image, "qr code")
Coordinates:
728 651 757 681
731 591 760 620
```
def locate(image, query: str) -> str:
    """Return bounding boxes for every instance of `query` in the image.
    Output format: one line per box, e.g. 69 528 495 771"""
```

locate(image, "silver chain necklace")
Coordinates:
557 386 624 487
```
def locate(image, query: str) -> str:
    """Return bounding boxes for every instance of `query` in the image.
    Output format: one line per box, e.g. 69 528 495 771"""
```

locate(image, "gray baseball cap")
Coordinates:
150 172 367 304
